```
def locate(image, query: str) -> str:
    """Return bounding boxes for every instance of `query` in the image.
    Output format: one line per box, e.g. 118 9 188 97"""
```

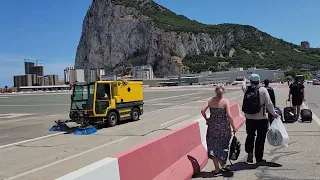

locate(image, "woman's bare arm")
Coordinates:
201 100 210 120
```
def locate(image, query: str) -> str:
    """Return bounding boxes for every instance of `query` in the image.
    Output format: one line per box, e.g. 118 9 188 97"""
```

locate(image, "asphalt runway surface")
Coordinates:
0 86 240 180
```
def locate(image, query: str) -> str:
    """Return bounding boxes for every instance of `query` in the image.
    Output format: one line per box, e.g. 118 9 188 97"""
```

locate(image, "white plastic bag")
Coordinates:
267 117 289 147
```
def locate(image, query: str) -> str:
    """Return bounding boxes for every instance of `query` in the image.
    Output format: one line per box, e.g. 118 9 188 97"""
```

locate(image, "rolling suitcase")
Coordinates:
283 100 296 123
300 102 312 122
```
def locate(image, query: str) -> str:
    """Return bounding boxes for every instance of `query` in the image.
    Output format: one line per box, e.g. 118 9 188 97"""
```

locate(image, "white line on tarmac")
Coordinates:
144 90 242 115
0 104 70 107
312 114 320 126
0 92 205 107
5 137 128 180
0 132 64 150
144 92 205 102
145 103 173 106
0 114 64 124
161 115 190 126
1 92 72 96
229 94 243 101
0 113 36 119
190 96 201 100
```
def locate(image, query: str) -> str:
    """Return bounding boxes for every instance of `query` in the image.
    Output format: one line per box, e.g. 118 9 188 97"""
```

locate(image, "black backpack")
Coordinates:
290 82 301 96
229 136 241 164
242 86 262 114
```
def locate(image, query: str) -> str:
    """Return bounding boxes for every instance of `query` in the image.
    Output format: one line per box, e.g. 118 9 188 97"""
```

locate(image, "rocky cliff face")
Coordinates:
74 0 261 79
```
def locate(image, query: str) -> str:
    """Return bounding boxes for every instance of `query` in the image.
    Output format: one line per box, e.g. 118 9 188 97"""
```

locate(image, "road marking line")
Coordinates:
0 132 64 150
0 135 9 139
0 113 36 119
0 104 69 107
190 96 201 100
312 114 320 127
145 91 242 115
161 115 190 126
1 92 72 96
5 137 128 180
144 92 205 102
144 99 205 115
230 94 243 101
0 114 64 124
0 91 217 107
145 103 173 106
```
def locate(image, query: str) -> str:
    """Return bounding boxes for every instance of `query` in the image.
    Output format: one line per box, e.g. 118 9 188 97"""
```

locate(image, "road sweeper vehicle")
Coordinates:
50 80 144 134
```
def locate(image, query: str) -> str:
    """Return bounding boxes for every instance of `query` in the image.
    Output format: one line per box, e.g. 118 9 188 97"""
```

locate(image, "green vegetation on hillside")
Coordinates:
184 45 320 73
112 0 258 34
112 0 320 72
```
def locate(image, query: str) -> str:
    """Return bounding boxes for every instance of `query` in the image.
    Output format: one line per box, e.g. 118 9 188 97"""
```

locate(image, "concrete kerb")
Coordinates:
195 117 207 151
56 158 121 180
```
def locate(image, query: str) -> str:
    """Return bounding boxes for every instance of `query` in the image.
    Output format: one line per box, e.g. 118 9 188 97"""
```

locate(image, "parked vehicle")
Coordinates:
312 79 320 85
307 80 313 84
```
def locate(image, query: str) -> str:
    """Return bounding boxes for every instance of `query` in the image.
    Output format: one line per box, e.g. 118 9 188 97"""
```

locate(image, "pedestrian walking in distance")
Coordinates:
288 76 305 121
201 85 237 174
242 74 279 164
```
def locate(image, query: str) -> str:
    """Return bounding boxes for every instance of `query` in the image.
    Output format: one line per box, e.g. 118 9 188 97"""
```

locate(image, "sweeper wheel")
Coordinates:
131 107 140 121
106 111 118 127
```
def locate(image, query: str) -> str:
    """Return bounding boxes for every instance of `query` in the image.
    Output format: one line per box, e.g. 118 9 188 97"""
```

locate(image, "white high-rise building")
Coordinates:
64 67 85 84
86 68 105 82
132 65 154 79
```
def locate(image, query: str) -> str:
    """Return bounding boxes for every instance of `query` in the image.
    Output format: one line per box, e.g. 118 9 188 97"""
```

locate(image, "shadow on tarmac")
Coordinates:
193 170 234 178
193 161 282 179
230 161 282 171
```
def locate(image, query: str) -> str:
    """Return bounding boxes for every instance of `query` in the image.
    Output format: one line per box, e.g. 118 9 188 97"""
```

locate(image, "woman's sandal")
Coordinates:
213 169 222 175
222 166 231 172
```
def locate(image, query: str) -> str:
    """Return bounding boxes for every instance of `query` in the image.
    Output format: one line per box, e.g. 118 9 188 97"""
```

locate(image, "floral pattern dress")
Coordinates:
206 107 232 165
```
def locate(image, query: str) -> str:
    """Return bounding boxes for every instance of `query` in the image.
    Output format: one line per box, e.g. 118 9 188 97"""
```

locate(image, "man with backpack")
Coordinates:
242 74 279 164
264 79 276 124
288 76 305 121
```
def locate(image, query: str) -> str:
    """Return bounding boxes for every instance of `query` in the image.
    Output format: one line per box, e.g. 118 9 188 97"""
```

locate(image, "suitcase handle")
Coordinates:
302 101 308 108
286 100 292 107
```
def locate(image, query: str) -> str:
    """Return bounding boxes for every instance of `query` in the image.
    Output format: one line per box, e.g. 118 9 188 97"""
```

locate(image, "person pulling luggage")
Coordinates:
288 76 305 121
242 74 279 164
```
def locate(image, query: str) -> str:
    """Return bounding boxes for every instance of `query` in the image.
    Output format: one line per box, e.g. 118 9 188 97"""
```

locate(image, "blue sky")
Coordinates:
0 0 319 87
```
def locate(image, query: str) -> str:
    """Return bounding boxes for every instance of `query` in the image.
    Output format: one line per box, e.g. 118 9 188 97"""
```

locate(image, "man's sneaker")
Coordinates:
247 153 253 163
256 159 267 165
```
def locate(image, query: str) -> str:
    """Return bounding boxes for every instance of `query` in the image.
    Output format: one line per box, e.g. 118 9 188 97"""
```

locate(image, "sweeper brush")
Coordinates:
73 126 97 135
49 120 70 132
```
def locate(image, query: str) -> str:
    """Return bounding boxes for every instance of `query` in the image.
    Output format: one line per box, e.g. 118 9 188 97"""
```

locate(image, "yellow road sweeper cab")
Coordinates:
68 80 144 128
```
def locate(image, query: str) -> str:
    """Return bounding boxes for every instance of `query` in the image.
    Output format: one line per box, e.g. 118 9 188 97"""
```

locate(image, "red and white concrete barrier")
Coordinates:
57 103 244 180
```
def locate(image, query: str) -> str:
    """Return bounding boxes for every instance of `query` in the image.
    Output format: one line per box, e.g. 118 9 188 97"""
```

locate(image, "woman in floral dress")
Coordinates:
201 85 237 174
